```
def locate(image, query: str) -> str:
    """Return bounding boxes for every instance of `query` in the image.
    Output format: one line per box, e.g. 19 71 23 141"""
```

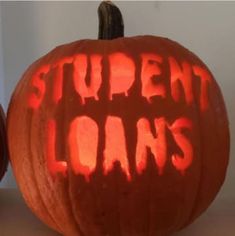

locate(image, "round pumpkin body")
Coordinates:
7 36 229 236
0 104 8 181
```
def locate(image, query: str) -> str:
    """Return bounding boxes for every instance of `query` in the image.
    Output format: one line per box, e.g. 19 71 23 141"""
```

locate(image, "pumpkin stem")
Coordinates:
98 1 124 40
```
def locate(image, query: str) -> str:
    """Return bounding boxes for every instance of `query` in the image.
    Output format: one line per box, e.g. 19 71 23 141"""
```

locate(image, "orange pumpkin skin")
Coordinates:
7 36 229 236
0 104 8 181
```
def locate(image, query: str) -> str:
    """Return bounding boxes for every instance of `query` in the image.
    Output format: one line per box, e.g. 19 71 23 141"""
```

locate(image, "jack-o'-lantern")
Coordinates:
0 104 8 181
7 1 229 236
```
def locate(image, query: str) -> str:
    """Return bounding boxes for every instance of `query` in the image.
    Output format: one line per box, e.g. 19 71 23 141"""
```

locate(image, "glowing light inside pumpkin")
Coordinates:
169 118 193 175
73 54 102 105
46 115 193 180
69 116 98 180
104 116 130 179
141 54 164 102
109 53 135 100
28 53 211 109
136 117 193 175
193 65 212 111
28 52 212 180
136 117 167 175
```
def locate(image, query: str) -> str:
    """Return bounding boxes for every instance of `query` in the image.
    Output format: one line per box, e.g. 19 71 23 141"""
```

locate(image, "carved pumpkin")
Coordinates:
7 2 229 236
0 104 8 181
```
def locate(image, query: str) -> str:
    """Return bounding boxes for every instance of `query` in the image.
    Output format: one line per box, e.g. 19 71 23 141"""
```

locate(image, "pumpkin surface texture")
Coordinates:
0 104 8 181
7 2 229 236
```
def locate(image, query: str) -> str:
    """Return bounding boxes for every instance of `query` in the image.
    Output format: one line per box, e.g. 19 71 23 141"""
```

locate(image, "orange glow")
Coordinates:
193 65 211 111
141 54 164 102
53 57 73 104
46 119 68 177
46 116 193 179
32 53 198 179
170 118 193 175
68 116 98 180
103 116 130 180
109 53 135 100
73 54 102 104
169 57 194 105
136 117 167 175
28 65 50 109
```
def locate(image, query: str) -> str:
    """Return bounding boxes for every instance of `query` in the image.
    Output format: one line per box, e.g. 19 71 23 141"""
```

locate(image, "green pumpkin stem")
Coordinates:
98 1 124 40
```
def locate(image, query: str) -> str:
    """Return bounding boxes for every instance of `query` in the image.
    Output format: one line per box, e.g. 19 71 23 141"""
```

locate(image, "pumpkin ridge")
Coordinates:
6 73 61 232
49 57 86 236
186 69 230 226
148 37 203 233
181 45 202 233
64 62 87 236
13 121 58 232
29 112 64 233
184 60 206 229
178 70 203 231
67 175 85 236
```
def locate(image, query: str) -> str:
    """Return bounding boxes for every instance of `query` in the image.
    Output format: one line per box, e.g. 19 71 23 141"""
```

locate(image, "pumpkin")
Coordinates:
7 1 229 236
0 104 8 181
